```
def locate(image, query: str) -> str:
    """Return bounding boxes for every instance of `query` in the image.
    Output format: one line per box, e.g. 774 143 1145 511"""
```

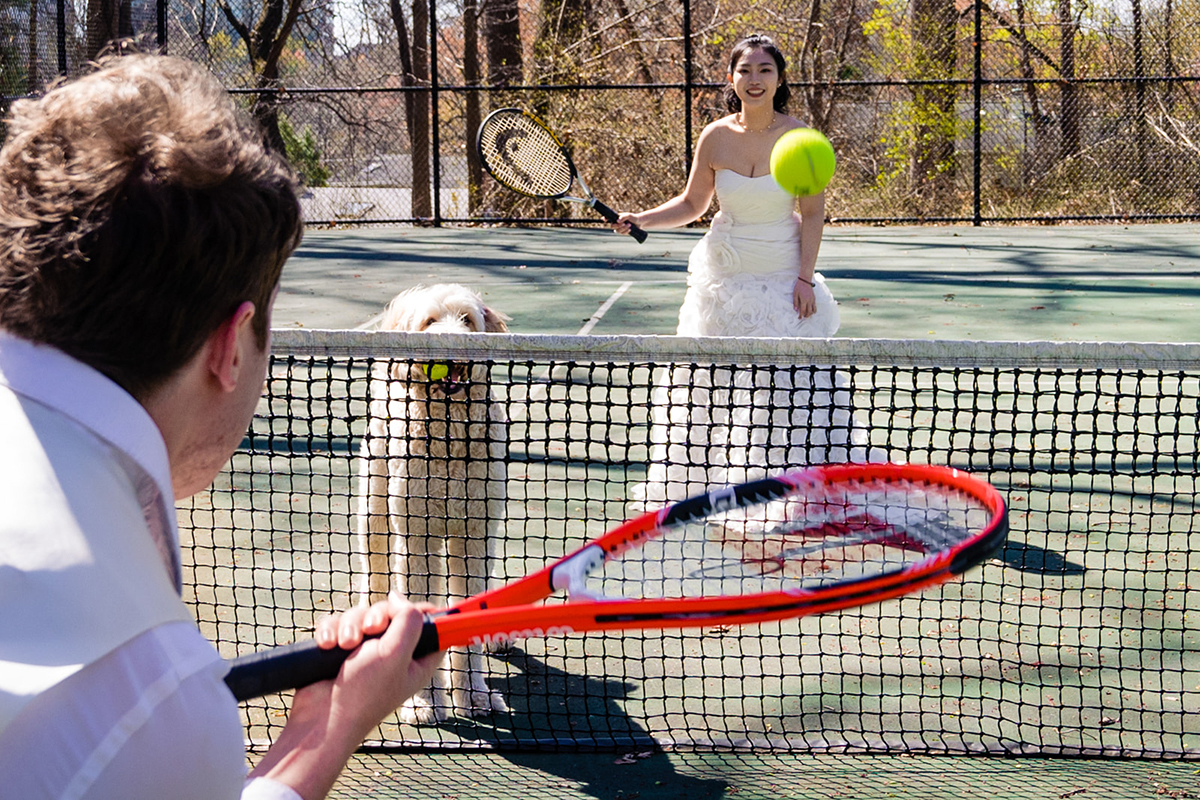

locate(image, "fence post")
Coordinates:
431 2 442 227
972 0 982 225
683 0 694 178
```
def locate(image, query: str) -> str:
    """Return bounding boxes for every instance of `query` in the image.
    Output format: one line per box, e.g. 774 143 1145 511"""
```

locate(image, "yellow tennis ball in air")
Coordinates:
423 362 450 381
770 128 836 197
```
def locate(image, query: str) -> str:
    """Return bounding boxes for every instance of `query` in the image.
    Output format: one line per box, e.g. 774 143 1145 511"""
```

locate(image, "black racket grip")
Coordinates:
224 618 441 702
591 198 648 243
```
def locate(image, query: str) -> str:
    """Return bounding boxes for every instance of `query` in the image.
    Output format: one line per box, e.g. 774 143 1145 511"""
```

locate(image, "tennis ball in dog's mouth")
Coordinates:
423 362 451 381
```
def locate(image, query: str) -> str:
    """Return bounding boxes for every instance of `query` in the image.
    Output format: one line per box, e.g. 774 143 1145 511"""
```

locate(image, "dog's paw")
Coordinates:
480 638 514 655
399 695 446 725
452 687 510 718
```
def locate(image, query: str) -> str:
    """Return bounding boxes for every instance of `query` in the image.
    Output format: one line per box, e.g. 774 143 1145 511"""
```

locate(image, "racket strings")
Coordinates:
589 478 992 600
479 112 573 197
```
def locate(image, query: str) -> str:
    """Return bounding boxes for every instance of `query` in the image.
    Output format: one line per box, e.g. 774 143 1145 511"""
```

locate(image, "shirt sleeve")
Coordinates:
0 622 248 800
243 777 305 800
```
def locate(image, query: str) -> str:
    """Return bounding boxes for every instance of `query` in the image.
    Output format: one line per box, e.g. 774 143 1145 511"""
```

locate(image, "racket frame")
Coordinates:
225 462 1007 701
426 463 1007 650
476 108 648 243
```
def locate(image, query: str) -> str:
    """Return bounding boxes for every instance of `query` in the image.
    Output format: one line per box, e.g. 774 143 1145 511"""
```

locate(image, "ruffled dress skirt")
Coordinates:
632 171 889 506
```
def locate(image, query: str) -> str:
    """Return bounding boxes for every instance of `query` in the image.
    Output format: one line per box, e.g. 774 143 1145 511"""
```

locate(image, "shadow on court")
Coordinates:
277 223 1200 341
434 650 730 799
1000 541 1086 574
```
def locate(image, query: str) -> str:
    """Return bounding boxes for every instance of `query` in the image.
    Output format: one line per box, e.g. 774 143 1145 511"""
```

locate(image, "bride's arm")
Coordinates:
797 192 824 283
792 192 826 318
614 125 720 233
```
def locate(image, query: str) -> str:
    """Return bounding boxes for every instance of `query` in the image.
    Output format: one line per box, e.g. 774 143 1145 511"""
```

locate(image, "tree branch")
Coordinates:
974 0 1061 75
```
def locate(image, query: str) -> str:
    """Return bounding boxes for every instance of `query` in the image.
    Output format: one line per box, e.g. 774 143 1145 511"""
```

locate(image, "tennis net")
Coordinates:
180 331 1199 758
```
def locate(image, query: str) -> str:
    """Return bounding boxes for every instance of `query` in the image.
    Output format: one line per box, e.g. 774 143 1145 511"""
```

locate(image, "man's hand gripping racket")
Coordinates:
225 463 1007 701
476 108 648 243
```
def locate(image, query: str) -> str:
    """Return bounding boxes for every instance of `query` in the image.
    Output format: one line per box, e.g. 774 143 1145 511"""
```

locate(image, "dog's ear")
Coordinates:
482 305 511 333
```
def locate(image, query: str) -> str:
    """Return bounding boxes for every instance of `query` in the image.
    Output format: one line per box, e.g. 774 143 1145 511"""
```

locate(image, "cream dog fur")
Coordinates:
354 284 510 723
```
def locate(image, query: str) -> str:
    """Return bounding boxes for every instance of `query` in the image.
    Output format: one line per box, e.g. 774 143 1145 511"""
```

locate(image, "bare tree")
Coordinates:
1057 0 1080 160
532 0 592 86
86 0 132 60
389 0 431 218
909 0 957 196
463 0 482 210
25 0 38 91
1013 0 1050 178
1132 0 1147 183
978 0 1057 177
797 0 862 132
221 0 303 153
485 0 523 87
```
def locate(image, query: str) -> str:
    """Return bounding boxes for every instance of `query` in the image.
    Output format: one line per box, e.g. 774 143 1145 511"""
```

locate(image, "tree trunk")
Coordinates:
1015 0 1048 179
220 0 301 155
411 0 431 219
85 0 131 60
1057 0 1080 160
910 0 957 197
388 0 431 219
463 0 483 212
485 0 522 87
1131 0 1146 184
612 0 652 87
532 0 590 85
531 0 592 119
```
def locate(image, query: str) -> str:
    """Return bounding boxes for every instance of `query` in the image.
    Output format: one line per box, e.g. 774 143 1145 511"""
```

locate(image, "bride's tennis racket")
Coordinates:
225 463 1007 701
476 107 649 243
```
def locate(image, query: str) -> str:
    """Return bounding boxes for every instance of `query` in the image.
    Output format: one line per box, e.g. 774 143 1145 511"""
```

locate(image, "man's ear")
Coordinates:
206 301 257 393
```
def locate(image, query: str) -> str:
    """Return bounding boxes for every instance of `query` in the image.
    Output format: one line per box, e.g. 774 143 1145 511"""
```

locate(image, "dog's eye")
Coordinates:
421 317 437 330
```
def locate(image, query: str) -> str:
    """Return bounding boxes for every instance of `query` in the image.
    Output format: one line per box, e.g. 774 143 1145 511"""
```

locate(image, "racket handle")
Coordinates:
591 199 648 243
224 618 441 702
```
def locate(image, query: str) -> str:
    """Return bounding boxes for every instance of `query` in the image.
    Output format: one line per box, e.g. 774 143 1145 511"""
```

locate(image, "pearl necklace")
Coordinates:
737 111 776 133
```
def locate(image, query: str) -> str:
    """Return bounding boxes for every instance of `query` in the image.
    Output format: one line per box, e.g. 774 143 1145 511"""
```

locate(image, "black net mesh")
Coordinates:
180 332 1199 757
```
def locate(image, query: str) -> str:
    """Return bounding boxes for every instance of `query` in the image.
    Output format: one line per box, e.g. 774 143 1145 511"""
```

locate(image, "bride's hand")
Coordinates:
612 212 641 236
793 278 816 319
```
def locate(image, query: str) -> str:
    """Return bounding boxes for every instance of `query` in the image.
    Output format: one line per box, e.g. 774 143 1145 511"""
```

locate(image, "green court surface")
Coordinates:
276 223 1200 342
324 752 1200 800
232 223 1200 799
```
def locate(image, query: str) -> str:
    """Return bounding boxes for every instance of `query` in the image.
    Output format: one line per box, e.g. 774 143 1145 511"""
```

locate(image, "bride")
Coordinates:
613 33 887 504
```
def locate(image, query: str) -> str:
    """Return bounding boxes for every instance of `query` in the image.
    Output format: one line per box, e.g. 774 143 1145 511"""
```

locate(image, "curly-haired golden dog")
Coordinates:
354 284 510 723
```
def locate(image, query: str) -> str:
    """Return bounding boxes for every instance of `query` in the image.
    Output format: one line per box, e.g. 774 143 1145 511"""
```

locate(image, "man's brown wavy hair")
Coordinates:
0 51 302 399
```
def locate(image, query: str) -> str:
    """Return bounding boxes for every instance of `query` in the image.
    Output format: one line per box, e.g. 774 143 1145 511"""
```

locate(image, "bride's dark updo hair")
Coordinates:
722 34 791 114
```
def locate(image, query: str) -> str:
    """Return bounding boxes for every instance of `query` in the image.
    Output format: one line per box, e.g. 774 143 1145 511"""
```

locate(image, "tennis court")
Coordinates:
183 223 1199 798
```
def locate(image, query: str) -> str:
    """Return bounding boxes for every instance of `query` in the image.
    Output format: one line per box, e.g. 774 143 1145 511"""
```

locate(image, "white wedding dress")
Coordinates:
632 170 888 505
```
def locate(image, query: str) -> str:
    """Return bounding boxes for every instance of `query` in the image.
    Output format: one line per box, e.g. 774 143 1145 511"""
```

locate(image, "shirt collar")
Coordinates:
0 330 176 521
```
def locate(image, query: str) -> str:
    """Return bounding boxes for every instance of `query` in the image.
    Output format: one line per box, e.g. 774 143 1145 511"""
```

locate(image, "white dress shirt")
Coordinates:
0 332 298 800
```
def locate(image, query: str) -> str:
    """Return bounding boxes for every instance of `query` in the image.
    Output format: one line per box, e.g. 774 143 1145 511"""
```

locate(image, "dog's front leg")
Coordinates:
353 419 394 605
444 516 509 718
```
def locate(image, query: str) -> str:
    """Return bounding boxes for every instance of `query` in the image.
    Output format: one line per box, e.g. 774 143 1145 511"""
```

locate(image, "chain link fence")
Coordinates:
4 0 1200 225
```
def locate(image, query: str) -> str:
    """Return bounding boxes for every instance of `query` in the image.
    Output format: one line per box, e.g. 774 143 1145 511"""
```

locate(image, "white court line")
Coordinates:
577 281 633 335
351 283 633 400
526 281 634 401
356 280 632 334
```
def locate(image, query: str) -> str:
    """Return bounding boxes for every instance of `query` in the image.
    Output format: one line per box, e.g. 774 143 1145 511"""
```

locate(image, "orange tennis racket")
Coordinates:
225 463 1007 701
